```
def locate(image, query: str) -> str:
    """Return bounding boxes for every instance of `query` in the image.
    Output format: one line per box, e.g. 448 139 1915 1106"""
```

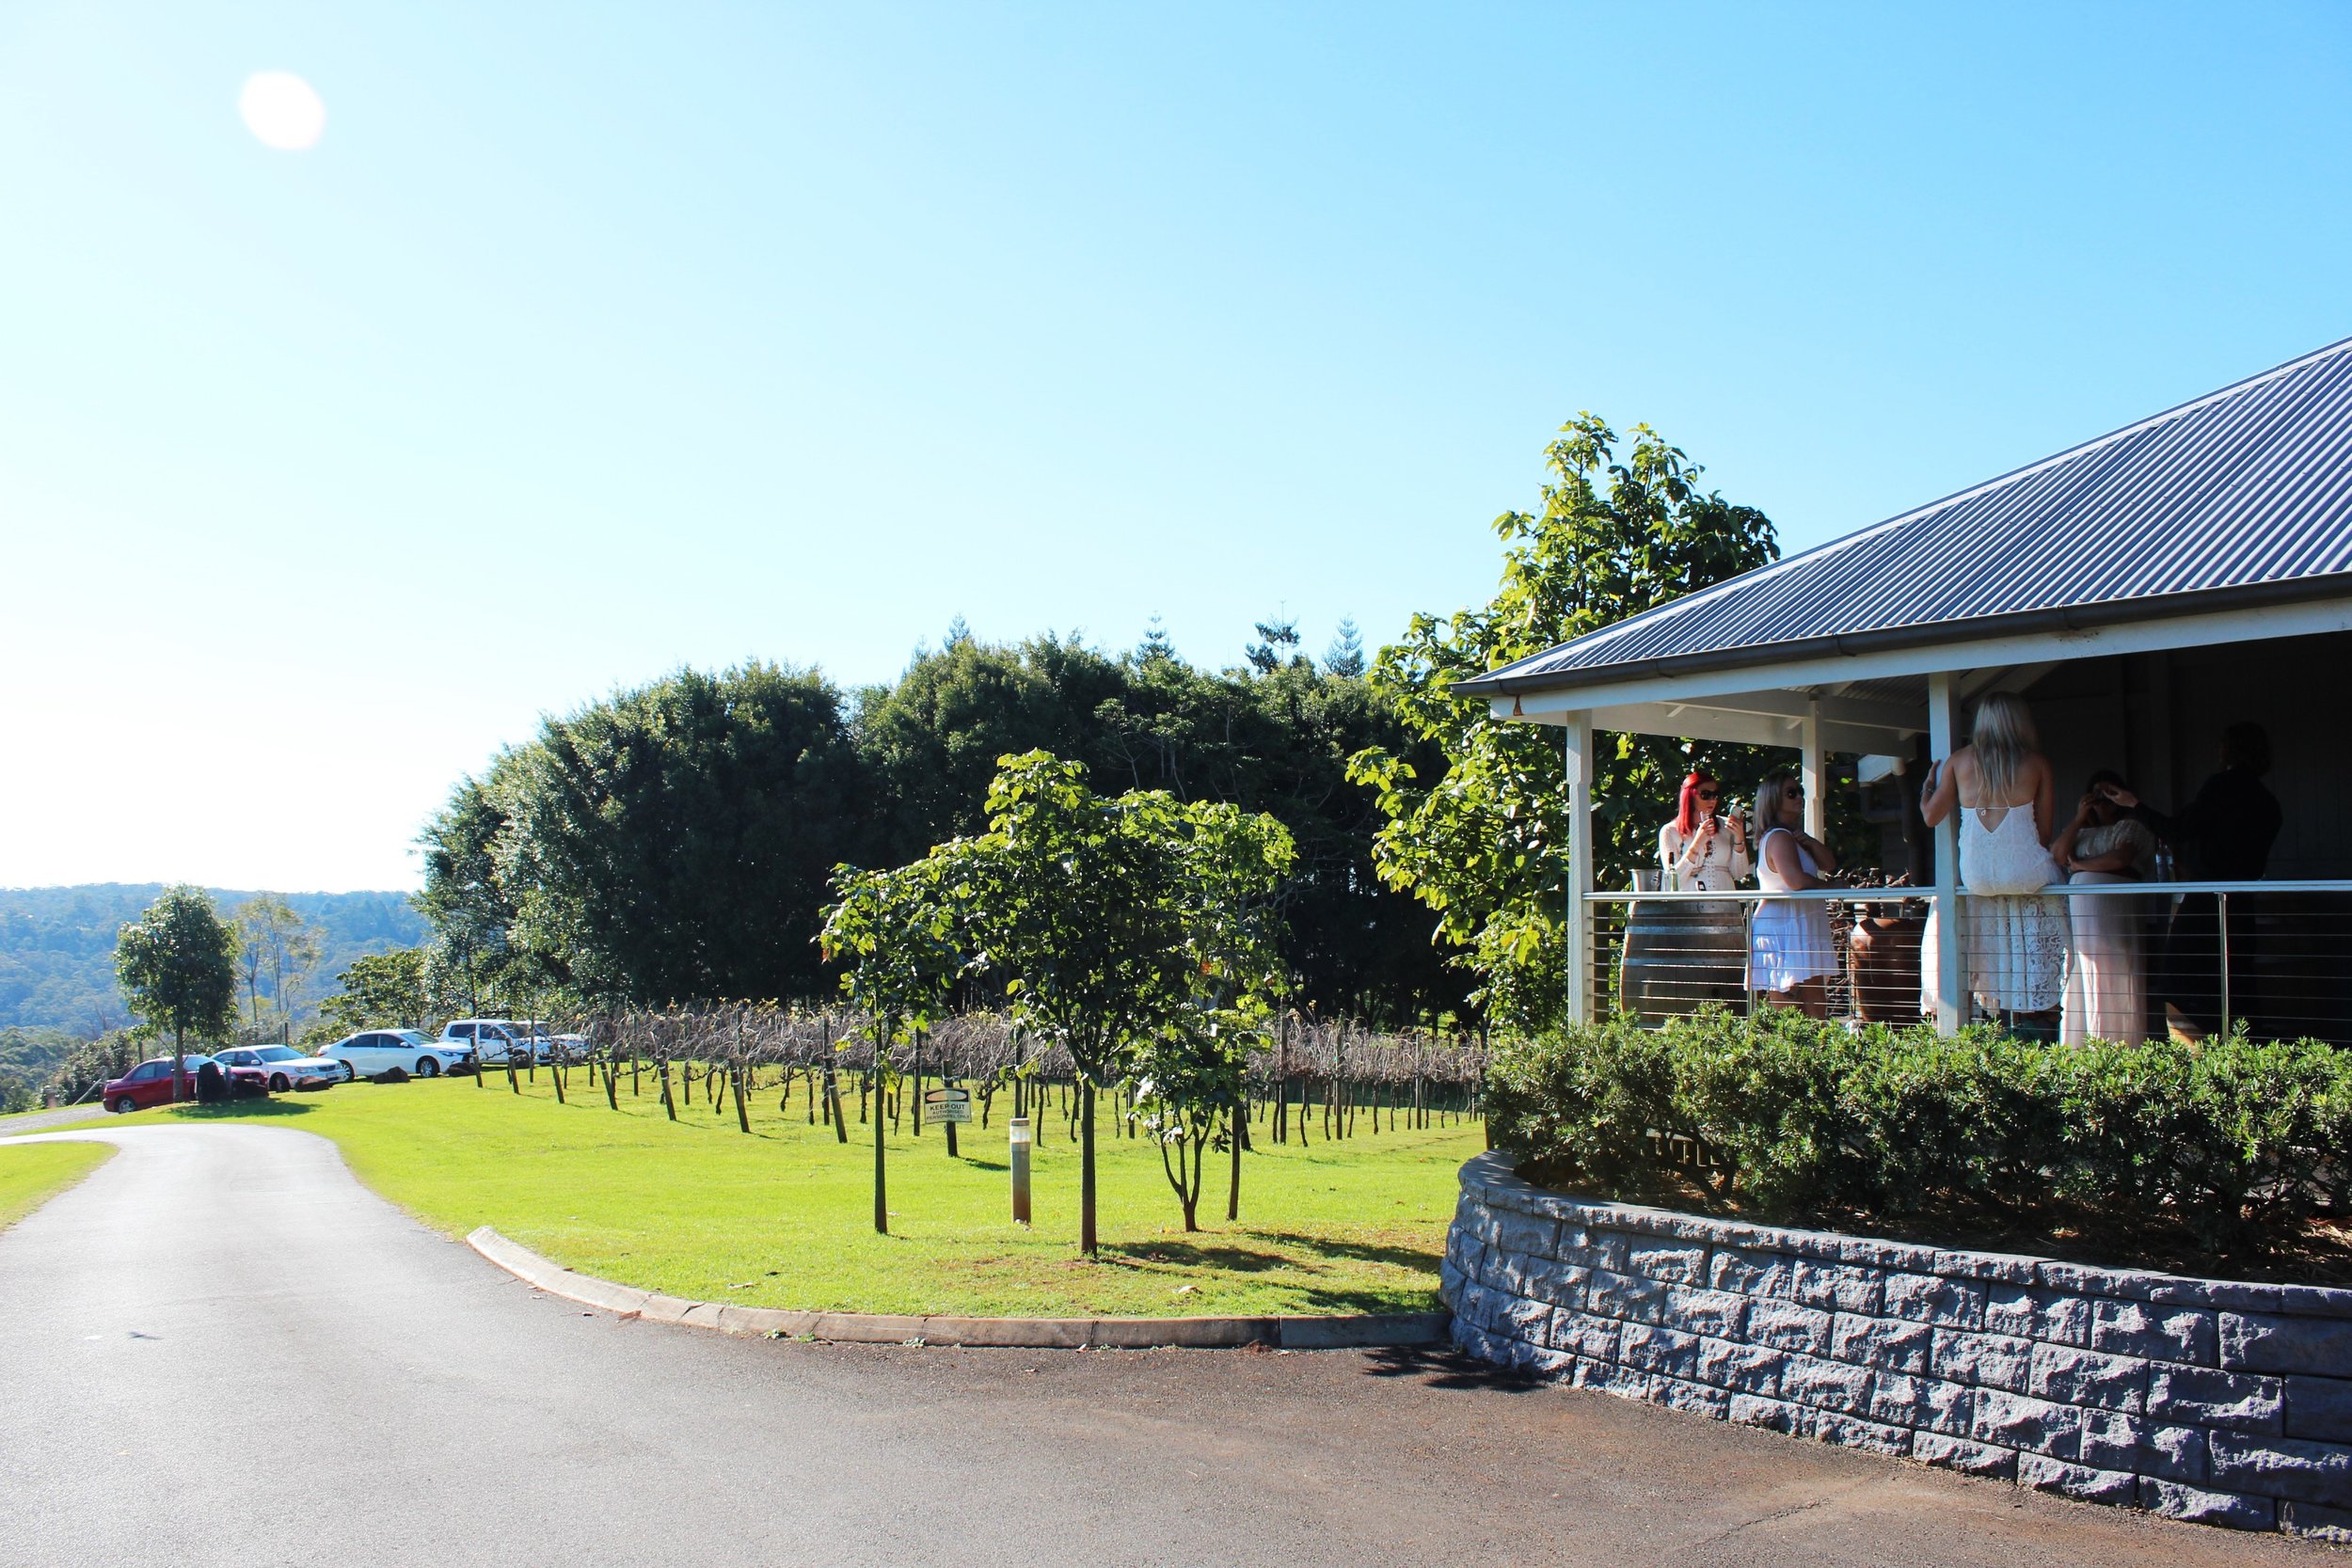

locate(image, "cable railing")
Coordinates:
1582 880 2352 1046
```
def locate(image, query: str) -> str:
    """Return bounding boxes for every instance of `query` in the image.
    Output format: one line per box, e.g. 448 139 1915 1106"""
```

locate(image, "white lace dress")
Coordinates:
1921 803 2072 1016
1747 828 1836 993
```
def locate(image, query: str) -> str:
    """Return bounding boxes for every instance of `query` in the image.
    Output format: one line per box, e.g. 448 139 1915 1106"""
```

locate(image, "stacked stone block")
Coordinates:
1440 1151 2352 1541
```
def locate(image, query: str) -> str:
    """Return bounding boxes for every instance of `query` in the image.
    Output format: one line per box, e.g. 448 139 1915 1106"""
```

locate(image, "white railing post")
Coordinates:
1928 672 1963 1035
1565 711 1594 1025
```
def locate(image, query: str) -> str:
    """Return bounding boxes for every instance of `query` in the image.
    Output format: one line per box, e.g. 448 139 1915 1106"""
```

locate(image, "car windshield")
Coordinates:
180 1054 215 1069
389 1030 432 1044
256 1047 303 1062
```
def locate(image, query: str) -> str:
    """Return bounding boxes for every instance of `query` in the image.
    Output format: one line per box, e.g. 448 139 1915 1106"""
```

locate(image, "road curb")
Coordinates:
466 1227 1448 1350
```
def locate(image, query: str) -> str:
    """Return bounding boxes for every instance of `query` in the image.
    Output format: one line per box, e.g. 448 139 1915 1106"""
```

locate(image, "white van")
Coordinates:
439 1019 548 1066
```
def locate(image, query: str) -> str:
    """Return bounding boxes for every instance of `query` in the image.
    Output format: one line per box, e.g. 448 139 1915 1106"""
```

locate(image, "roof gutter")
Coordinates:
1450 573 2352 700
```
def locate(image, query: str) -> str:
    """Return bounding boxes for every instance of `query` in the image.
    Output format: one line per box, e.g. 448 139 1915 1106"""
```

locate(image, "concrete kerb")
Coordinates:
466 1227 1448 1351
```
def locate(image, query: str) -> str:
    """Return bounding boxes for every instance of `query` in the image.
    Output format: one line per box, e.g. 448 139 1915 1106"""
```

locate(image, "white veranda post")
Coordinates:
1927 671 1964 1035
1801 695 1826 840
1564 712 1595 1025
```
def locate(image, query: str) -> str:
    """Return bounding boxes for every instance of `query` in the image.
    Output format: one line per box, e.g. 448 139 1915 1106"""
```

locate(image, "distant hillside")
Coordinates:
0 885 427 1034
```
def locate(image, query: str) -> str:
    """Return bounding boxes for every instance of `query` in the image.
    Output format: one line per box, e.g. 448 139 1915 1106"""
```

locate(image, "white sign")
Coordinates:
922 1086 973 1125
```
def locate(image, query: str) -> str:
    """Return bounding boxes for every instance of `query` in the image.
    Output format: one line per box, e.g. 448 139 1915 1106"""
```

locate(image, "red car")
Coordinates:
102 1054 268 1113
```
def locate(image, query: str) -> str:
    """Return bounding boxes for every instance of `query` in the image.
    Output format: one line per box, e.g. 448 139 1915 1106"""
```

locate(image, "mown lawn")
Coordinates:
0 1141 113 1229
91 1069 1484 1318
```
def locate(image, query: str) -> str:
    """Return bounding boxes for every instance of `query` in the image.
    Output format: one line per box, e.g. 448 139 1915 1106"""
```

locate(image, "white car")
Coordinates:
322 1028 474 1081
213 1045 342 1093
439 1019 548 1066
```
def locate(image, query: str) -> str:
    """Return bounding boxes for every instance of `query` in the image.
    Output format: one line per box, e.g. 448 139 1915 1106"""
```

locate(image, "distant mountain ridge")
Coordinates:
0 884 427 1034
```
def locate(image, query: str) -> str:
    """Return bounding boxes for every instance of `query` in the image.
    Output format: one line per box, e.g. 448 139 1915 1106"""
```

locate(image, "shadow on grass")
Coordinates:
1244 1230 1441 1273
160 1100 320 1121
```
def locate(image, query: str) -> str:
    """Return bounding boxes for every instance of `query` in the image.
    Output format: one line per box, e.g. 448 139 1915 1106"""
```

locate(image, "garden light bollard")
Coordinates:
1009 1117 1032 1225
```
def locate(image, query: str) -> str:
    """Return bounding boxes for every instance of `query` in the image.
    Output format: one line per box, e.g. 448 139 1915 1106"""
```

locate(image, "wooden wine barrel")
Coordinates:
1847 911 1924 1022
1620 901 1749 1023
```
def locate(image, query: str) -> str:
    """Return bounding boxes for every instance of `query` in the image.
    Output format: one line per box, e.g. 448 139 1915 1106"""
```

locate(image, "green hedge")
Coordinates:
1486 1010 2352 1259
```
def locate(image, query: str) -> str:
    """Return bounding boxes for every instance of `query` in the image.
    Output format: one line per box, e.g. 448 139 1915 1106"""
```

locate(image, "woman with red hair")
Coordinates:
1658 768 1750 892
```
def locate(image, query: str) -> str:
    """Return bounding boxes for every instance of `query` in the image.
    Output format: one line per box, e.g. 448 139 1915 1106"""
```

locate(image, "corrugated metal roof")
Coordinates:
1458 335 2352 698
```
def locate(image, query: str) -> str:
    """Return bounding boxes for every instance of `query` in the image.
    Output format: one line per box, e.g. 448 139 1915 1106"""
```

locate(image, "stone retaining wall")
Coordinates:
1442 1151 2352 1541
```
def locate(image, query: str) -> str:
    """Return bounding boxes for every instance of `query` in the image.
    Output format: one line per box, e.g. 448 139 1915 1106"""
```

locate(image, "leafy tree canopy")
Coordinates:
115 885 241 1081
1350 415 1778 1030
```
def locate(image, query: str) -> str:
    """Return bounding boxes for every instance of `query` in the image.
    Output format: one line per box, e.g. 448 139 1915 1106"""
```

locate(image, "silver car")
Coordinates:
213 1045 342 1093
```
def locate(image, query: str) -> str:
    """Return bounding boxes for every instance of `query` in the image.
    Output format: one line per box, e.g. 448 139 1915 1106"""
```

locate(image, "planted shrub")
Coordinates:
1486 1009 2352 1266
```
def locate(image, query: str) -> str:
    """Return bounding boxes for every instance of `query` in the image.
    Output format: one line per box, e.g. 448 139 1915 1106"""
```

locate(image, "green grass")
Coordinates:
0 1140 114 1229
101 1069 1485 1318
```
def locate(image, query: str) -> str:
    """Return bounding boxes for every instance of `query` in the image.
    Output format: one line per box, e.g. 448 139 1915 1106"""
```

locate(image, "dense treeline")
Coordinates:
421 628 1468 1025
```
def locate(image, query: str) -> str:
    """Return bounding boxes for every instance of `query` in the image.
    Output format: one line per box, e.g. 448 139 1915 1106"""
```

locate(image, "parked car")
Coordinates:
102 1054 268 1113
320 1028 475 1081
548 1033 591 1065
438 1019 548 1067
213 1045 343 1093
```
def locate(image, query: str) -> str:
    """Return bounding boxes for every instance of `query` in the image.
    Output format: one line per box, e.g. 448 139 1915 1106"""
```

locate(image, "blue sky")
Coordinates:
4 2 2348 892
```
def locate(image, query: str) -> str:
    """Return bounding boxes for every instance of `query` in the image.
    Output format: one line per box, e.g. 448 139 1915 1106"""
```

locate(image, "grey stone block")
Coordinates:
1709 1245 1798 1299
1695 1336 1783 1397
2276 1285 2352 1320
1490 1208 1560 1261
2210 1432 2352 1508
1779 1352 1874 1415
2138 1479 2275 1530
1555 1224 1629 1274
1808 1407 1913 1457
1455 1323 1506 1363
1465 1203 1505 1248
1497 1293 1555 1345
1912 1432 2018 1479
1651 1374 1731 1420
1931 1328 2035 1393
1866 1370 1973 1437
1625 1237 1708 1285
1883 1271 1985 1329
2288 1375 2352 1443
1831 1313 1933 1376
2079 1409 2207 1484
2281 1498 2352 1543
1453 1282 1501 1333
1476 1247 1534 1296
1520 1257 1591 1310
1661 1285 1748 1340
1985 1285 2092 1347
1584 1269 1668 1326
1973 1389 2083 1460
1981 1284 2035 1339
1748 1298 1836 1357
2090 1298 2217 1366
1522 1345 1576 1379
2223 1311 2352 1377
1728 1393 1804 1433
2147 1364 2285 1434
2016 1452 2137 1504
1618 1322 1703 1381
1930 1248 2039 1287
2205 1280 2285 1314
2026 1342 2148 1414
1549 1307 1622 1362
2037 1259 2210 1307
1791 1259 1883 1316
1572 1358 1651 1402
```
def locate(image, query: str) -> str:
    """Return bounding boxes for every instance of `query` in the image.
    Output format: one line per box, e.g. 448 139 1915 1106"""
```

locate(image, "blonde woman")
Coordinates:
1746 770 1838 1017
1920 691 2071 1026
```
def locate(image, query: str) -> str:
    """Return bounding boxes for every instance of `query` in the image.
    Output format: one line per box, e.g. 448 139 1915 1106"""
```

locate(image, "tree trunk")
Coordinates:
825 1065 849 1144
1079 1079 1098 1255
733 1064 751 1132
872 1065 889 1235
1226 1095 1243 1222
604 1051 619 1110
659 1058 676 1121
171 1023 185 1104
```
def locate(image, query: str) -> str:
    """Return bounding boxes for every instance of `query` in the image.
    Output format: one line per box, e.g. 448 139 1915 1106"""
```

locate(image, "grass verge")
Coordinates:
103 1069 1483 1318
0 1141 114 1230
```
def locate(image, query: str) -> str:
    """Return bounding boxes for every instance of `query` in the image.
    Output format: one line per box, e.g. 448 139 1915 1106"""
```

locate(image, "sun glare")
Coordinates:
239 71 326 151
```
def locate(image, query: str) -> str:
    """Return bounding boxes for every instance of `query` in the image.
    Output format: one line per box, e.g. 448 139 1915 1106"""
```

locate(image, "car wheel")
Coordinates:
110 1096 135 1115
416 1056 441 1078
341 1061 358 1083
269 1073 291 1092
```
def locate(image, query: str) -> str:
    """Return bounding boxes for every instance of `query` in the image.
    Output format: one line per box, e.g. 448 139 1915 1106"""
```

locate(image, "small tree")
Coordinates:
115 886 240 1101
819 853 967 1235
318 948 429 1034
960 752 1294 1250
232 895 321 1038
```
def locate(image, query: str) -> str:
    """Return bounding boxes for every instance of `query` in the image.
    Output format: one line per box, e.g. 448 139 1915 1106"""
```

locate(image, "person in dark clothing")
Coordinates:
2098 722 2280 1039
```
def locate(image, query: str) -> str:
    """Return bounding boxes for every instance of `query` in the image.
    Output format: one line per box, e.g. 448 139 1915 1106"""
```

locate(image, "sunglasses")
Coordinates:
1695 790 1720 800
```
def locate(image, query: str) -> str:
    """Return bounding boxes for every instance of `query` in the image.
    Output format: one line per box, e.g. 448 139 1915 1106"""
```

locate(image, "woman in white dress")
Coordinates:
1747 771 1839 1017
1658 769 1752 893
1919 692 2071 1027
2055 769 2155 1044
